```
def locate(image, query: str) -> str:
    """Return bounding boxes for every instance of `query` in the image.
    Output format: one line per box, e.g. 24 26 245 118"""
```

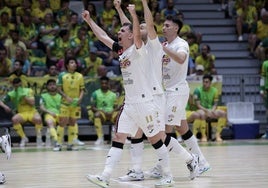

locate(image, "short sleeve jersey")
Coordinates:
4 87 35 113
91 89 116 113
112 42 153 103
40 93 62 114
261 60 268 90
193 86 219 109
162 36 189 92
57 71 85 103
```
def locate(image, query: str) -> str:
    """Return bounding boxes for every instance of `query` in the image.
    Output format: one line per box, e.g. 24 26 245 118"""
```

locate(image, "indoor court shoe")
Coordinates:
198 162 211 175
154 175 174 187
19 137 29 147
119 169 144 181
73 138 85 146
86 174 109 188
144 166 162 179
1 134 11 160
187 154 199 180
0 172 6 184
94 138 104 145
53 144 62 152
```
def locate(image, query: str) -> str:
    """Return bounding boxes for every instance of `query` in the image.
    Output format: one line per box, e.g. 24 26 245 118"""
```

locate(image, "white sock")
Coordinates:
130 142 144 172
102 147 123 180
184 135 207 164
167 136 192 163
155 144 172 177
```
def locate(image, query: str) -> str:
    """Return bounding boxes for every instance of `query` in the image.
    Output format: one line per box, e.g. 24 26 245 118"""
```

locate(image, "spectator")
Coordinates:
107 14 121 40
236 0 258 41
82 47 103 77
248 12 268 57
18 13 40 50
88 76 117 145
0 1 12 19
99 0 116 31
0 12 15 43
31 0 53 25
4 29 27 60
8 59 28 87
15 0 32 24
261 1 268 17
0 46 12 77
56 0 73 29
68 12 82 39
39 13 60 46
11 46 31 76
1 77 44 147
195 44 217 75
70 26 92 63
46 29 71 65
94 40 120 76
193 74 226 142
48 0 61 17
153 11 165 42
44 64 58 78
160 0 179 20
187 32 199 61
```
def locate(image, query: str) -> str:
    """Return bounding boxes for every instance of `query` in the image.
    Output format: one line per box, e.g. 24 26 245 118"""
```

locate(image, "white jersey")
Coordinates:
145 37 165 95
119 43 153 104
162 36 189 93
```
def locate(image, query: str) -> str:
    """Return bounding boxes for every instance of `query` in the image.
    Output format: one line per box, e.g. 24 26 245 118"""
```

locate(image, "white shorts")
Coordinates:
117 100 160 137
153 93 166 131
165 91 189 126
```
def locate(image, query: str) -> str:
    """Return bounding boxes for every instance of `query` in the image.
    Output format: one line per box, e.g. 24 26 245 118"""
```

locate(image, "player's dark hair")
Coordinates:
165 15 183 34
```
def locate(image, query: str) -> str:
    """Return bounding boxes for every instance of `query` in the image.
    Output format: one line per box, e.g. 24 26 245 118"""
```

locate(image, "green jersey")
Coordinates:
193 86 219 109
261 60 268 91
91 89 117 113
40 93 61 114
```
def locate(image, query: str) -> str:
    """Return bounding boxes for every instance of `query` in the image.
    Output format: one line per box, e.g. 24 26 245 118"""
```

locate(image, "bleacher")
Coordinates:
174 0 266 135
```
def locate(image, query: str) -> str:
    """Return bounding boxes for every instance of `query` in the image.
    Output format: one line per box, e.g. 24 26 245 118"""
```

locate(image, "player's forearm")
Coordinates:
142 0 157 39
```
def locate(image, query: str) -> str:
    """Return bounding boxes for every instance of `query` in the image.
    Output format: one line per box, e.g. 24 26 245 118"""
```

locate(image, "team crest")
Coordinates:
120 59 131 69
162 54 170 65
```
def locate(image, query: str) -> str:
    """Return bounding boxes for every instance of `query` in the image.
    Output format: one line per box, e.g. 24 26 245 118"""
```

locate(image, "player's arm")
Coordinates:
127 4 142 49
114 0 131 25
82 10 114 49
0 100 11 113
141 0 157 40
162 43 187 64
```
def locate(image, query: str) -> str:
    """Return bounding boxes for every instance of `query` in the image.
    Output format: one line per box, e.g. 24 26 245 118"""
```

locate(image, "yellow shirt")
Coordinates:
236 5 257 25
256 20 268 40
57 71 85 103
84 56 103 77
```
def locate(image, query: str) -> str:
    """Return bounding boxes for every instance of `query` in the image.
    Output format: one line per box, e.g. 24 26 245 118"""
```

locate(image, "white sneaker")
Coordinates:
73 138 85 146
86 174 109 188
53 144 62 152
0 172 6 184
198 161 211 175
154 175 174 187
19 137 29 147
144 166 162 179
187 154 199 180
94 138 104 145
119 169 144 181
1 134 11 160
238 35 243 41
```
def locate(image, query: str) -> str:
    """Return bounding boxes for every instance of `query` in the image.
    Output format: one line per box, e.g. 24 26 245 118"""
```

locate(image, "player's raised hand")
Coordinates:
113 0 121 9
81 10 90 21
127 4 136 16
